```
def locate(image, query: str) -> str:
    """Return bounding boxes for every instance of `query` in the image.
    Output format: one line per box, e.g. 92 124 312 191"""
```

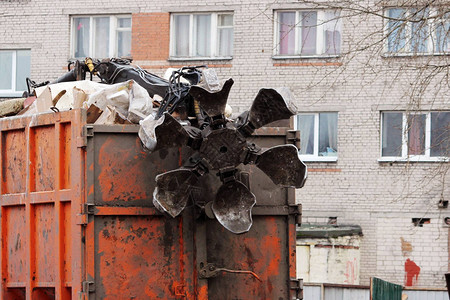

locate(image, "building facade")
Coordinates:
1 0 449 291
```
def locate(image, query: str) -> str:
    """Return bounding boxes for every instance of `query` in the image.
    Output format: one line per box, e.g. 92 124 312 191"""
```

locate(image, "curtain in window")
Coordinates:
323 11 341 55
94 17 110 58
410 8 429 53
301 11 317 55
279 12 296 55
298 115 314 155
74 18 90 58
0 51 13 90
195 15 211 56
218 14 233 56
15 50 30 92
435 12 450 52
408 114 425 155
117 18 132 57
387 8 407 52
382 112 403 157
117 31 131 57
319 113 337 156
430 112 450 157
174 15 190 56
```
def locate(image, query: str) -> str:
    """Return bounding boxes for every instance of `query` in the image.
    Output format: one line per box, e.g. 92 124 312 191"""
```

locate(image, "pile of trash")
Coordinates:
0 79 153 124
0 58 211 127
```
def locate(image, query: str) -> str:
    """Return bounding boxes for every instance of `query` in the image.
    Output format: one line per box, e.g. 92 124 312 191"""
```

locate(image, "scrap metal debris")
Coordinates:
5 57 307 234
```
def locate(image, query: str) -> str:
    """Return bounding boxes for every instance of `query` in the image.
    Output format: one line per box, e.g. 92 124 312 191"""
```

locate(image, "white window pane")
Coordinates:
218 14 233 56
300 11 317 55
94 17 110 58
174 15 190 56
218 28 233 56
410 8 429 53
117 31 131 57
74 17 90 57
319 113 338 156
387 8 407 52
15 50 31 92
118 17 131 28
297 115 315 155
324 11 341 55
0 51 13 90
382 112 403 156
278 12 296 55
194 15 211 56
430 112 450 157
218 14 233 26
435 12 450 52
407 114 426 156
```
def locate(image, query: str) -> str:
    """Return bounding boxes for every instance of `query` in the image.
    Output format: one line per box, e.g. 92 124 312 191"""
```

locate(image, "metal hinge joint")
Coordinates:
76 204 94 225
289 204 302 225
290 278 303 300
78 125 94 148
287 130 301 149
82 280 95 293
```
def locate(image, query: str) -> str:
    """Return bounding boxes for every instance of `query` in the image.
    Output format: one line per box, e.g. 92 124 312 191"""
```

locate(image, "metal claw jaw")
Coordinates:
249 87 297 128
256 145 307 188
149 82 307 234
139 112 189 153
212 180 256 234
236 87 298 137
153 169 197 217
189 78 234 117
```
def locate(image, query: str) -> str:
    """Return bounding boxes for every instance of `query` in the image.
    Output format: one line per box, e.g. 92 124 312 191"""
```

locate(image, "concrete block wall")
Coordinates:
297 236 362 285
1 0 448 289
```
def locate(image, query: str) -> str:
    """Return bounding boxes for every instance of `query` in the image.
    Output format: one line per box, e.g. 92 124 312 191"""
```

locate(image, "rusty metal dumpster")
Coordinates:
0 109 301 299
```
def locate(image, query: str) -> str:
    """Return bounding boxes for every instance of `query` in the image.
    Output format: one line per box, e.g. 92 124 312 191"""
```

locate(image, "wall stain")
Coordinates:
404 258 420 287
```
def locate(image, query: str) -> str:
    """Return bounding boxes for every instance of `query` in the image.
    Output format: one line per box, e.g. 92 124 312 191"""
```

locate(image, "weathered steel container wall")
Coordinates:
85 124 197 299
0 110 86 299
202 129 298 298
0 109 298 299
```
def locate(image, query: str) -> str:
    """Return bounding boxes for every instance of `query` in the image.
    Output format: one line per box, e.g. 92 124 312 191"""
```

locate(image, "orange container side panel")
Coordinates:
1 110 299 300
0 110 86 300
84 125 197 299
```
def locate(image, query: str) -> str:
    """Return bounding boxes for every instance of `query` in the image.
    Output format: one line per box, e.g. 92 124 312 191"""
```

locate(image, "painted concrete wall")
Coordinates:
297 236 361 284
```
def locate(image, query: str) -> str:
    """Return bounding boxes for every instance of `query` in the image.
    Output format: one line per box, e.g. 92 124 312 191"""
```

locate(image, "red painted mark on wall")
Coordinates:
344 258 358 284
404 259 420 287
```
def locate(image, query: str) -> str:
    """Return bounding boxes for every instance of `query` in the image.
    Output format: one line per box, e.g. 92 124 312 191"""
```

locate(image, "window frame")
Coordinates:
0 49 31 97
70 15 132 59
169 12 234 60
379 111 450 162
383 7 450 56
273 9 342 58
294 112 339 162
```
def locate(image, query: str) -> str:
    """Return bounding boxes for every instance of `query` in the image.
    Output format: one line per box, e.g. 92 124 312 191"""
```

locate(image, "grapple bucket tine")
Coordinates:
256 144 307 188
153 169 197 217
139 112 190 152
189 78 234 117
238 88 297 136
212 180 256 234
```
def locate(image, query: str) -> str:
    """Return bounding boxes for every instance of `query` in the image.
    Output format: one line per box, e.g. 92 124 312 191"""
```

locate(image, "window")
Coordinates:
170 13 234 59
381 111 450 160
275 10 341 57
294 112 338 161
385 7 450 54
0 49 31 97
71 15 131 58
